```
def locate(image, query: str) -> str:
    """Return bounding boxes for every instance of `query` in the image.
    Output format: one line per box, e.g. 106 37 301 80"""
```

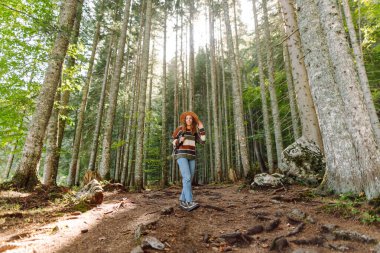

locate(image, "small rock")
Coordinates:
130 246 144 253
287 209 306 222
81 229 88 233
161 207 174 215
98 237 106 241
321 224 338 233
71 211 82 216
142 236 165 250
305 216 316 224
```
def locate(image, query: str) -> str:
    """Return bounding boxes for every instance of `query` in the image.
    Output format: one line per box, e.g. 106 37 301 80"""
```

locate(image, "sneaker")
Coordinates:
186 201 200 211
179 200 188 209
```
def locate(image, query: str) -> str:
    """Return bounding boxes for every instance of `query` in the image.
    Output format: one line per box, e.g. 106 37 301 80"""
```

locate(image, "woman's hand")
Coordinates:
198 121 204 129
180 136 185 143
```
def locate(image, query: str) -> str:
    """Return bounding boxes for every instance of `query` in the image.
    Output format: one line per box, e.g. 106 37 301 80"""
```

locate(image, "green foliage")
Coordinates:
361 211 380 224
321 191 380 224
0 1 58 172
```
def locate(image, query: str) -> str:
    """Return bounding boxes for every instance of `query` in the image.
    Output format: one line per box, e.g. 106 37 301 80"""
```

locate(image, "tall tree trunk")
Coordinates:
88 36 114 171
180 11 186 113
143 42 155 186
222 0 250 177
250 108 267 173
134 0 153 191
116 42 132 183
12 0 78 189
173 10 180 183
205 46 214 181
74 136 83 186
208 0 222 182
296 0 364 197
121 77 136 185
252 0 274 171
278 0 323 150
219 18 232 177
99 0 131 179
161 6 169 187
262 0 283 168
5 142 18 178
43 81 61 186
341 0 380 144
188 0 195 111
56 2 84 173
67 17 102 186
126 2 145 187
317 0 380 199
283 43 301 140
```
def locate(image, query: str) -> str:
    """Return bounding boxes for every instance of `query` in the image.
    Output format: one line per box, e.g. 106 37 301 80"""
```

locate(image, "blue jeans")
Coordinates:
177 158 196 202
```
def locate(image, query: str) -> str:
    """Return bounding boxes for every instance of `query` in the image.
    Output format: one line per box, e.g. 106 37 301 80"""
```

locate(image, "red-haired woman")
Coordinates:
172 111 206 211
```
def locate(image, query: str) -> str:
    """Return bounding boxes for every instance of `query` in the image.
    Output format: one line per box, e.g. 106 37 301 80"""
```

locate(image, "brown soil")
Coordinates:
0 184 379 253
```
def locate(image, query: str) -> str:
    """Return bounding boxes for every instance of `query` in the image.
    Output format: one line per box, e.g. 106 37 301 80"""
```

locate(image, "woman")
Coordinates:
172 111 206 211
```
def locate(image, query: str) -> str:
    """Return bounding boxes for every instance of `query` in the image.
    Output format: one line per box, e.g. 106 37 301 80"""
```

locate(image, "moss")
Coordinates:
72 201 92 212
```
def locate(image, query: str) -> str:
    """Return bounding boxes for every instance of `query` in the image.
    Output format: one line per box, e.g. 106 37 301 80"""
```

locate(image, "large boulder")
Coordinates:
251 173 285 188
281 137 325 186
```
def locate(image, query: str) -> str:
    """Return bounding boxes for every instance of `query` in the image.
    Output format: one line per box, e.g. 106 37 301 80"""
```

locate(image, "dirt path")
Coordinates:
1 184 379 252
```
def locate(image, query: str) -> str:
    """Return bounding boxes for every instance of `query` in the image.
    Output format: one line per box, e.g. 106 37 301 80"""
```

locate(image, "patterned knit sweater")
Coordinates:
172 125 206 160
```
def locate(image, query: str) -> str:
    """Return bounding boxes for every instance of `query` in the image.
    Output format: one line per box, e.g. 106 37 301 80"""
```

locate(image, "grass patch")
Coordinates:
321 192 380 224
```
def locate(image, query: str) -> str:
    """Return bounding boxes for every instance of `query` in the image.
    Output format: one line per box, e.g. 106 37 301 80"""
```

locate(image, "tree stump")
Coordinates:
76 179 104 205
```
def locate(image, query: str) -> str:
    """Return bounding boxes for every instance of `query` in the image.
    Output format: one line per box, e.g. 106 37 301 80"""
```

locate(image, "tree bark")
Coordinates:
341 0 380 145
317 0 380 199
88 36 114 172
125 2 145 186
222 0 250 177
143 41 155 186
5 142 18 179
180 10 186 113
56 2 84 173
252 0 274 171
161 6 169 187
43 81 60 186
283 42 301 140
296 0 363 196
67 17 102 186
262 0 284 168
134 0 153 191
188 0 195 111
278 0 323 150
205 46 214 181
99 0 131 179
219 18 232 178
12 0 78 189
208 0 222 182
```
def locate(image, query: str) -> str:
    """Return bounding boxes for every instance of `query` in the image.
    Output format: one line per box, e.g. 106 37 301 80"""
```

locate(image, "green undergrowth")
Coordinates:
321 192 380 224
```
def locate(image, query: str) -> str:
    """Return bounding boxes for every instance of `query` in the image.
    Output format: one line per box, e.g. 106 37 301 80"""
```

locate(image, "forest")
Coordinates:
0 0 380 252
